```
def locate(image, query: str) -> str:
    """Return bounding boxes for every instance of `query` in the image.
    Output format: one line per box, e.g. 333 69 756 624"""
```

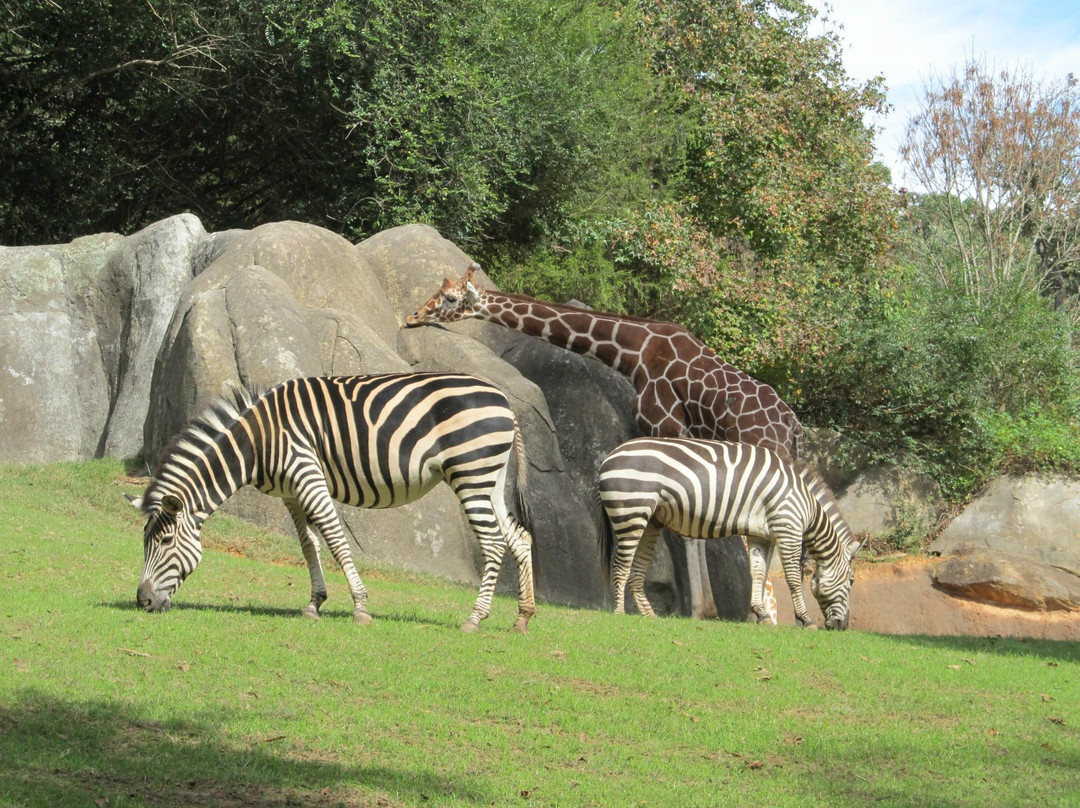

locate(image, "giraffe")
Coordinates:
405 262 808 624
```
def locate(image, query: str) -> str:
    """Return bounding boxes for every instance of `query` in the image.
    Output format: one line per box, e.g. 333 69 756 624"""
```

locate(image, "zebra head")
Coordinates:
128 491 204 613
809 541 860 630
405 262 484 326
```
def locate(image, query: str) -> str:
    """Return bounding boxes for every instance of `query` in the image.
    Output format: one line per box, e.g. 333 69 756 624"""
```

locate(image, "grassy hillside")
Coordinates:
1 461 1077 807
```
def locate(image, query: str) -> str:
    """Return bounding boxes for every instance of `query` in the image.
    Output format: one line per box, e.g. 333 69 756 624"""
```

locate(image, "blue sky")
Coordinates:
810 0 1080 188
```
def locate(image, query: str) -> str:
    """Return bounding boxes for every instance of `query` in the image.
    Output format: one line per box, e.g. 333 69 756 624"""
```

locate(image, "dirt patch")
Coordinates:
773 556 1080 640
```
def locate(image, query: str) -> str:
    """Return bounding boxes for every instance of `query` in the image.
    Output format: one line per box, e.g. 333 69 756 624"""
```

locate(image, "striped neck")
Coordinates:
146 393 262 519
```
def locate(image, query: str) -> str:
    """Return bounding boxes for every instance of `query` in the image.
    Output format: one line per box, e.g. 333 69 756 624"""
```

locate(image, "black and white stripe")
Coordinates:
130 373 536 633
598 437 858 629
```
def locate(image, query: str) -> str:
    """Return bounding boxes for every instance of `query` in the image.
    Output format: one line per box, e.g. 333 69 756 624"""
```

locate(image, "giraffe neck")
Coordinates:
472 290 664 382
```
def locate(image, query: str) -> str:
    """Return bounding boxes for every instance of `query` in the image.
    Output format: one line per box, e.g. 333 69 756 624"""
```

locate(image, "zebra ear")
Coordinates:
161 494 184 516
847 540 862 561
124 493 143 510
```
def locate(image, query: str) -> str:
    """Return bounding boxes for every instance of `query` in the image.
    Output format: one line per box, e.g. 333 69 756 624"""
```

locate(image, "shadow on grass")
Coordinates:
98 599 467 631
875 631 1080 663
0 689 488 807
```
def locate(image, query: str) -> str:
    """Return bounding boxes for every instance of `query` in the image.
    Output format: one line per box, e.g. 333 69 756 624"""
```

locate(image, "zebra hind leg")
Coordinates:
502 515 536 634
285 499 329 620
626 525 662 617
462 531 504 633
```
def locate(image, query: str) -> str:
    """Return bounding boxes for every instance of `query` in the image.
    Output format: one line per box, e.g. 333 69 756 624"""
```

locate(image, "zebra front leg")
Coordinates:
285 499 328 619
299 484 372 625
777 534 817 629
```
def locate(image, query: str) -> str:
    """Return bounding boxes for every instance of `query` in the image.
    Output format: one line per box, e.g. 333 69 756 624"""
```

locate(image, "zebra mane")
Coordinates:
143 385 263 505
794 459 856 548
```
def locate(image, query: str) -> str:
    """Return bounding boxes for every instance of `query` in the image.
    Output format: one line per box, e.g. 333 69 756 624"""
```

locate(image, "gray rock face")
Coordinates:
835 465 942 541
931 475 1080 577
0 215 199 463
103 215 206 459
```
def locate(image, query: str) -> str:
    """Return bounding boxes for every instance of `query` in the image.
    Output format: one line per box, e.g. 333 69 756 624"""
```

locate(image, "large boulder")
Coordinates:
930 474 1080 577
356 223 476 327
932 545 1080 611
0 214 200 463
773 556 1080 639
140 222 485 587
145 221 409 459
102 215 207 459
835 465 942 542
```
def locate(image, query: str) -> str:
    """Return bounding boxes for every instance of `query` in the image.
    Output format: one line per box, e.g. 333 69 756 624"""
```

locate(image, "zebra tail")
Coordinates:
596 493 615 594
511 418 540 588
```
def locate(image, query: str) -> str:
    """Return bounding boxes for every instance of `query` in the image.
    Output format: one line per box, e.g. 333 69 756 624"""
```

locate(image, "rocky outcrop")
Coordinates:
3 214 1079 628
0 215 202 463
775 556 1080 640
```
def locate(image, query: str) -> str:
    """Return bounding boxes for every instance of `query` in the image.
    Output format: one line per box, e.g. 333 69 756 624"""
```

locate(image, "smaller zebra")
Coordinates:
128 373 537 633
598 437 859 630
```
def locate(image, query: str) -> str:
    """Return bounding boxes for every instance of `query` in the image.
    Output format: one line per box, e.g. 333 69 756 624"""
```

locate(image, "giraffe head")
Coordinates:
405 262 486 326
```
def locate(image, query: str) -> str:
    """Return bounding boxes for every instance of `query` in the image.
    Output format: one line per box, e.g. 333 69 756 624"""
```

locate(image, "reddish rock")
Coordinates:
773 556 1080 640
932 546 1080 612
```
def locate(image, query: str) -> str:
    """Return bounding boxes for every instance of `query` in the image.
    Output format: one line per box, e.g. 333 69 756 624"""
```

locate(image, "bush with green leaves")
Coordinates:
806 263 1080 499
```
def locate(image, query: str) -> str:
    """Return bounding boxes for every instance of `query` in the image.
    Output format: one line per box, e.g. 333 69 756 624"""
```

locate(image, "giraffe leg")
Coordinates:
285 499 328 619
692 539 720 619
762 578 779 626
746 538 782 625
743 536 779 625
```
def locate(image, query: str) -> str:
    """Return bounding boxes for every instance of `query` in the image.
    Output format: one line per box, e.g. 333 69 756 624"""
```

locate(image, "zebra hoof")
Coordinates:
511 618 530 635
353 610 373 626
460 620 481 634
301 605 320 620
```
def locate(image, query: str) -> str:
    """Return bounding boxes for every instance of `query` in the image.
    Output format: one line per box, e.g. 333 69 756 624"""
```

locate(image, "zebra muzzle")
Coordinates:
137 581 172 613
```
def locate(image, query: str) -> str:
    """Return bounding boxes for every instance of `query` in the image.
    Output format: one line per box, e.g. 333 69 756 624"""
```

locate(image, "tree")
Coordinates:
901 58 1080 306
636 0 895 274
0 0 663 247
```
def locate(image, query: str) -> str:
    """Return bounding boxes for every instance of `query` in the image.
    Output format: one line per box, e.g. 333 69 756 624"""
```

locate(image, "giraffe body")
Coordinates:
406 267 803 458
407 264 808 623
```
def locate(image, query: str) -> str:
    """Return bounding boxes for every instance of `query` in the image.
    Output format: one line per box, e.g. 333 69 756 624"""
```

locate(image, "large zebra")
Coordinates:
128 373 537 633
598 437 858 630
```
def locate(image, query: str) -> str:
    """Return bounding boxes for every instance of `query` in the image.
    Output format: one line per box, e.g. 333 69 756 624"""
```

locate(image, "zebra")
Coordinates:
128 372 537 633
597 437 859 630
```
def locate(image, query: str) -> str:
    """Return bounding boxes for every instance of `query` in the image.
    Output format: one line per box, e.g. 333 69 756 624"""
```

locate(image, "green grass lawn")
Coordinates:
1 460 1077 807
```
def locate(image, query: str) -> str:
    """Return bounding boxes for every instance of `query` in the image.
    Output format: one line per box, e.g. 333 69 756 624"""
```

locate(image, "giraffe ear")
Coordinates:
464 280 480 305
